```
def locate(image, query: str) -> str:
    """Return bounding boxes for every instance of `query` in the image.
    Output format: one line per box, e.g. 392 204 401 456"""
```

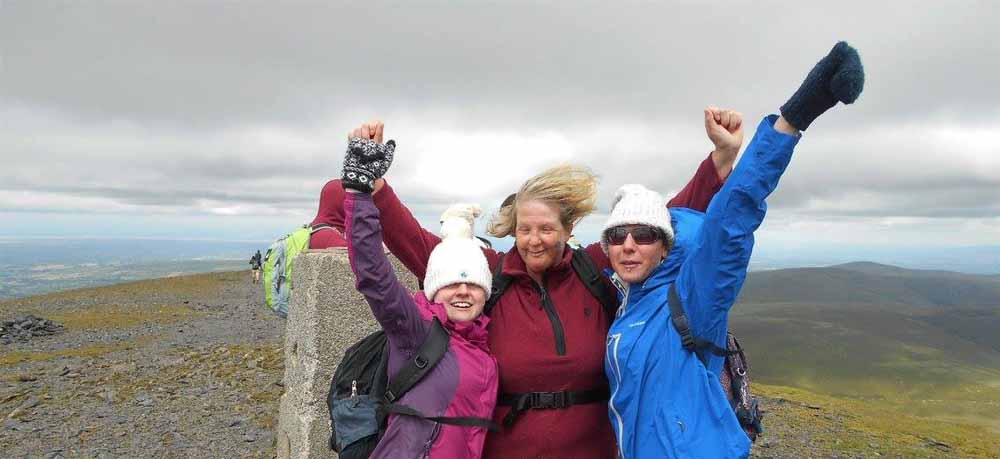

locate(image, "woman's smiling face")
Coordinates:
514 200 571 282
607 225 668 284
433 282 487 323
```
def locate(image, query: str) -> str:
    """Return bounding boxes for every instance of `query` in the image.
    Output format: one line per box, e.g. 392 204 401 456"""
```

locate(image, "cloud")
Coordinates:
4 2 999 127
1 1 998 250
3 104 999 230
767 119 1000 218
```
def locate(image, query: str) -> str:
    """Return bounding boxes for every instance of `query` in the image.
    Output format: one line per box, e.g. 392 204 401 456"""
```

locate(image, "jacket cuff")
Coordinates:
350 191 374 204
372 180 398 208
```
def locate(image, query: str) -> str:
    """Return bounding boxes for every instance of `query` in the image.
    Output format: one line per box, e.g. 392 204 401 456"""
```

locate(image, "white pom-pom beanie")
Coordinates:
600 184 674 255
423 204 492 301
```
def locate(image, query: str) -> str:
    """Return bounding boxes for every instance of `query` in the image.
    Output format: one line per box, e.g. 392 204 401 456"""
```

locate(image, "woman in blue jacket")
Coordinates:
601 42 865 458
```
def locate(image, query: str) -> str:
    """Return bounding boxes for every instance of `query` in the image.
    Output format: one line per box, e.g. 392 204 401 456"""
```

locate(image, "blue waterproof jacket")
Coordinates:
604 115 799 458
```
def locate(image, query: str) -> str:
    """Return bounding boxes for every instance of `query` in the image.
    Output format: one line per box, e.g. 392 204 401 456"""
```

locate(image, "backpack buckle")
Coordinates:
530 392 568 409
679 333 696 350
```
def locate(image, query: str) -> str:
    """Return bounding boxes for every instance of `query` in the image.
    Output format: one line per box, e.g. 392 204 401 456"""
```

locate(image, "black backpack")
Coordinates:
667 284 764 442
326 317 497 457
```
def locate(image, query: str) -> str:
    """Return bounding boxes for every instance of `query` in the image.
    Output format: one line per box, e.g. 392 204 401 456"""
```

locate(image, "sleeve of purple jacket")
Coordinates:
344 192 429 353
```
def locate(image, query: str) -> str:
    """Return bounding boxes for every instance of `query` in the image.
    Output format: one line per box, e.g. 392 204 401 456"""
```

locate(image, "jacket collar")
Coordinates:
500 245 574 283
605 255 682 305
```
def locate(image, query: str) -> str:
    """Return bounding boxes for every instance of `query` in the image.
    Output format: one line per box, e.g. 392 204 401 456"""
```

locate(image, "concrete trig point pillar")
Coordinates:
277 249 418 459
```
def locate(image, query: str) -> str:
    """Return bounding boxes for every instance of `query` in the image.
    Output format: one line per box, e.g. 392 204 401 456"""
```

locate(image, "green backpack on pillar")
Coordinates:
263 224 338 317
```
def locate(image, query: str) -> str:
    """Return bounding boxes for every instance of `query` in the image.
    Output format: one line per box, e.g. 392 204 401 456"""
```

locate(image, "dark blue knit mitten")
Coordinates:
342 138 396 193
780 41 865 130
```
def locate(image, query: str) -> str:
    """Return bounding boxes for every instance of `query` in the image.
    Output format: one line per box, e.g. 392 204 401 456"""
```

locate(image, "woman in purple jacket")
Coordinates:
342 137 498 458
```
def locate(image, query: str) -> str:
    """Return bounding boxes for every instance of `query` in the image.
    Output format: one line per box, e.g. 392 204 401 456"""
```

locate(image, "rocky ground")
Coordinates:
0 271 993 458
0 271 283 459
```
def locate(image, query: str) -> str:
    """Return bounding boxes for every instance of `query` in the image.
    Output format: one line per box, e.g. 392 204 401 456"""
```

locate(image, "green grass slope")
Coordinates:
731 263 1000 435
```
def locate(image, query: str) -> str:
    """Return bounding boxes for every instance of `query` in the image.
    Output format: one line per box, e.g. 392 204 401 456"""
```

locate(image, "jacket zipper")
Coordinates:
607 279 628 457
610 274 628 318
534 282 567 356
420 422 441 458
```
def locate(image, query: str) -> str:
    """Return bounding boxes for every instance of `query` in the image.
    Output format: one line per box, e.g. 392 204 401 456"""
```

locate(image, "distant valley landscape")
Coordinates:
0 238 267 300
1 258 998 457
733 262 1000 444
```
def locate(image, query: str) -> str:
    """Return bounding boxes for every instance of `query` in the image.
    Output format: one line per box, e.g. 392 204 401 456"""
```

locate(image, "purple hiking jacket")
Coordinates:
345 192 498 459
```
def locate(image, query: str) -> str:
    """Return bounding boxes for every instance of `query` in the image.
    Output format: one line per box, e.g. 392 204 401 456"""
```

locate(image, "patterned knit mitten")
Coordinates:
780 41 865 131
342 138 396 193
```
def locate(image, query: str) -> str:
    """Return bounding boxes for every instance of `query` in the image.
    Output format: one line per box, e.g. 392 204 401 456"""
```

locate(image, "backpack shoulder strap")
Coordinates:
378 317 501 432
384 317 450 402
383 404 500 432
484 252 509 316
570 248 617 319
310 223 341 235
667 284 734 367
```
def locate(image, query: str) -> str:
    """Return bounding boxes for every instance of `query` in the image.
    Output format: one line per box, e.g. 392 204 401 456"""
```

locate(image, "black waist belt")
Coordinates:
498 388 609 427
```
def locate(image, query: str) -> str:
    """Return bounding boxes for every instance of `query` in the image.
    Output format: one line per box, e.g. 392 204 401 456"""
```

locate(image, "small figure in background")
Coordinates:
250 250 263 284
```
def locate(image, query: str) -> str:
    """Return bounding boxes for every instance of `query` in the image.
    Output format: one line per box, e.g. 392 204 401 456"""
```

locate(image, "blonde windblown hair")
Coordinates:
487 164 598 237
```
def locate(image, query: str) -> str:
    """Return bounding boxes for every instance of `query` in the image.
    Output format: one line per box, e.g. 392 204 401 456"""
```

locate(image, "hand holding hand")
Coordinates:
342 120 395 193
348 120 385 144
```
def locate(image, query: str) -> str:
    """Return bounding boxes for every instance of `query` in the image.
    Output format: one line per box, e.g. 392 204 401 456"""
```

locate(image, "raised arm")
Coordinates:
676 41 864 375
375 184 503 279
667 107 744 211
676 115 800 368
330 120 454 280
352 120 498 279
343 138 429 352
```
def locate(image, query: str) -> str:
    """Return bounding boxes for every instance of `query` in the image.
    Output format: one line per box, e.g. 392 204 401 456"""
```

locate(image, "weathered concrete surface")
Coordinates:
277 248 418 459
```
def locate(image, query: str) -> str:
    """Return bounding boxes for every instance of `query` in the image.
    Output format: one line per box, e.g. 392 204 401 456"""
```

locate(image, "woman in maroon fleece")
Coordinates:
342 112 739 458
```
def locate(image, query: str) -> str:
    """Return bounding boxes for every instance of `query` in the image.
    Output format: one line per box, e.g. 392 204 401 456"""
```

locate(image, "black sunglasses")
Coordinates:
606 226 662 245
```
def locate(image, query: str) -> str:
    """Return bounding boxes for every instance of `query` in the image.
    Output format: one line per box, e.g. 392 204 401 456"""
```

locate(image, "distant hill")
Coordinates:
738 261 1000 307
730 262 1000 431
748 245 1000 275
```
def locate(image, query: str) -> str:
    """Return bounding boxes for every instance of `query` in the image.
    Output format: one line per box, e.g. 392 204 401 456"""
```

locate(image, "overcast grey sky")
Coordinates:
2 1 998 260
